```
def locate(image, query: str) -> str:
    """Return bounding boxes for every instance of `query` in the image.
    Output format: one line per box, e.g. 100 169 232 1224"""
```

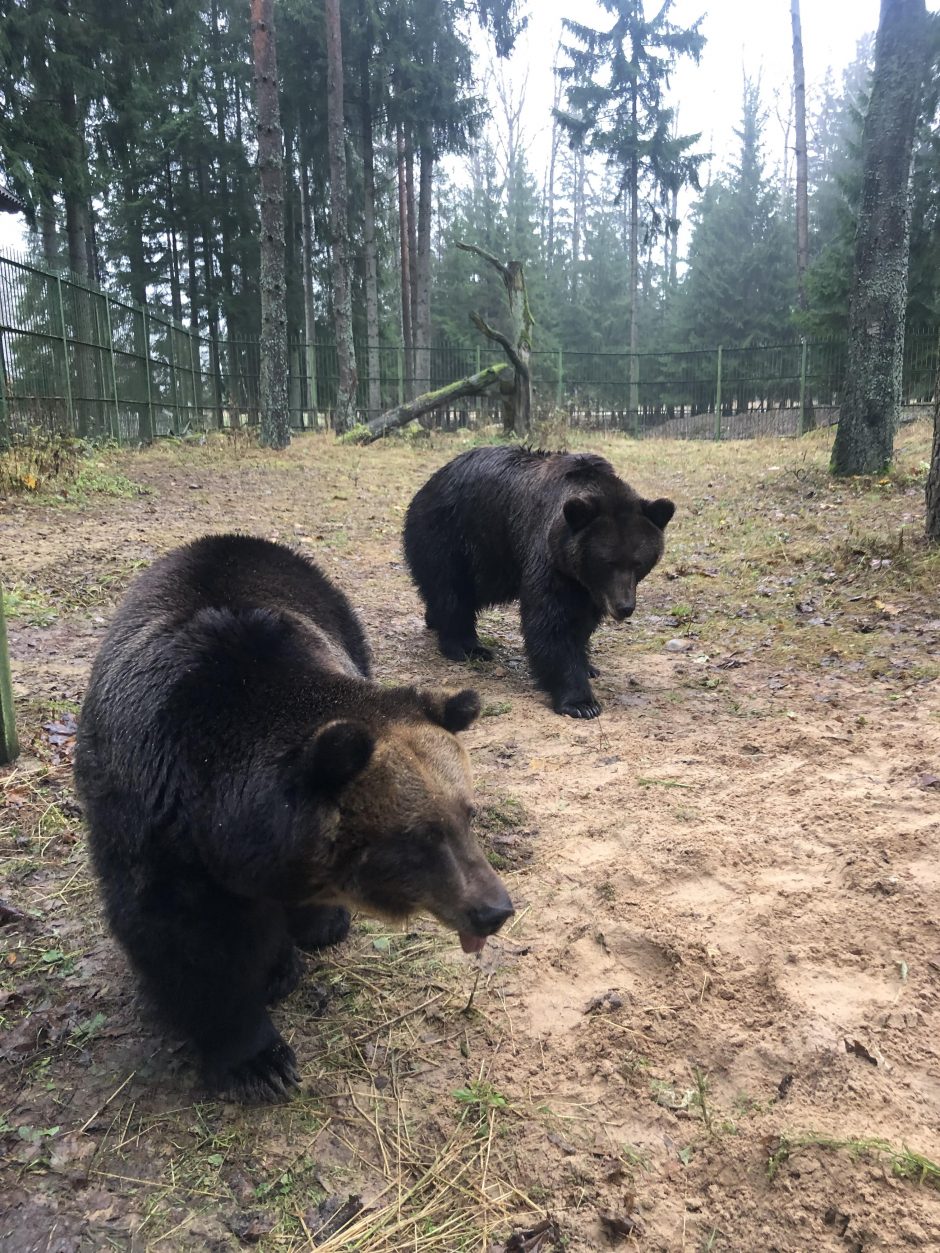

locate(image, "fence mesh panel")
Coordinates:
0 251 936 444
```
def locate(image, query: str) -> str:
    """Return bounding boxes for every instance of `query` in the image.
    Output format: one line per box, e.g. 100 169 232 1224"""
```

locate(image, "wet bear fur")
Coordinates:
74 534 512 1103
403 447 675 718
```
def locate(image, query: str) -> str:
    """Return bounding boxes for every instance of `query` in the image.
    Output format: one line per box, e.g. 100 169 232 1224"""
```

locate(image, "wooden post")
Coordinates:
0 588 19 765
714 344 723 441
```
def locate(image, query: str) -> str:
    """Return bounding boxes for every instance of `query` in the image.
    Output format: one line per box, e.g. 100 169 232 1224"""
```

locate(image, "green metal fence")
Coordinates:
0 250 937 444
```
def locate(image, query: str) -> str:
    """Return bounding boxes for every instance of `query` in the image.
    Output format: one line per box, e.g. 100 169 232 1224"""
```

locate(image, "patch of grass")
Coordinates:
481 700 512 717
476 794 527 834
68 464 147 500
2 583 58 626
767 1133 940 1190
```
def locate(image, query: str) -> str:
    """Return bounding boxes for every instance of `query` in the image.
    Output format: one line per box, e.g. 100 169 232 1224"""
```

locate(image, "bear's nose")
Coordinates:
615 603 635 621
468 902 515 936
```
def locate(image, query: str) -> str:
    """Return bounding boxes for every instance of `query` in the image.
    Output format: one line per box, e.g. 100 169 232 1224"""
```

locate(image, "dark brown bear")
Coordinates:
74 534 512 1103
403 446 675 718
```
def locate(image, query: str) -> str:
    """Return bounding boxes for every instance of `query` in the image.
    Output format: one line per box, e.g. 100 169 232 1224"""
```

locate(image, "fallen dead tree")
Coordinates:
341 362 510 445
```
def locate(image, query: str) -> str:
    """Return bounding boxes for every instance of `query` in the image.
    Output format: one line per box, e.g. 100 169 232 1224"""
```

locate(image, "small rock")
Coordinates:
665 638 693 653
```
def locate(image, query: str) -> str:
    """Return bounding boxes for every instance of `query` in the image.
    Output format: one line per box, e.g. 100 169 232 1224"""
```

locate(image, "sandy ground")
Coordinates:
1 423 939 1251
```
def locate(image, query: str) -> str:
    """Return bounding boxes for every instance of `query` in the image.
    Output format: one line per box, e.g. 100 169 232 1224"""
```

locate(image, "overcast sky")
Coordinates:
0 0 920 259
476 0 884 180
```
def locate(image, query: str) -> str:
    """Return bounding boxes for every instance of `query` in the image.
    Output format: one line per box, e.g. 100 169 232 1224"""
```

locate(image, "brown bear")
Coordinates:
403 446 675 718
74 534 513 1103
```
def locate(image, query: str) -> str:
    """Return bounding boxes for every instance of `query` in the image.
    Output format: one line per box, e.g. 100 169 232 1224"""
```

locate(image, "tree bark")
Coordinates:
831 0 928 476
39 201 58 267
197 156 224 416
249 0 291 448
325 0 358 430
396 124 414 400
791 0 810 312
413 147 434 397
359 0 382 418
628 90 640 430
926 339 940 541
405 142 418 376
343 363 510 444
299 160 319 420
458 243 532 438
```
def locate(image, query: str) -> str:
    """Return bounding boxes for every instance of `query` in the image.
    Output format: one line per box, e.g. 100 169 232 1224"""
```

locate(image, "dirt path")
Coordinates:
1 425 939 1251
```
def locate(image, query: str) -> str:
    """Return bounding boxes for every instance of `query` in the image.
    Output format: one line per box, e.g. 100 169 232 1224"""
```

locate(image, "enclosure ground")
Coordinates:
1 423 939 1252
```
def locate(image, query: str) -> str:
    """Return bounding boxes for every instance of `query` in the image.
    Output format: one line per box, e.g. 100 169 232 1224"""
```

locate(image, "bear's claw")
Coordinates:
215 1038 300 1104
556 697 602 719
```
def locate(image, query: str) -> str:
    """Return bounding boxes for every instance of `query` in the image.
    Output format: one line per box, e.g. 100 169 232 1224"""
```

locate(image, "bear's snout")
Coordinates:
613 600 635 621
467 899 515 937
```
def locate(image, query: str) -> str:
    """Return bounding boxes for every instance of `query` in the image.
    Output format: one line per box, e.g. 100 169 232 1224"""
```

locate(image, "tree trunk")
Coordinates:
831 0 928 476
344 363 510 444
299 160 319 419
39 200 58 267
458 243 532 438
358 0 382 417
249 0 290 447
413 147 434 397
164 162 183 321
197 157 224 416
325 0 358 430
405 142 419 375
628 90 640 432
926 339 940 541
669 185 679 289
791 0 810 312
396 124 414 400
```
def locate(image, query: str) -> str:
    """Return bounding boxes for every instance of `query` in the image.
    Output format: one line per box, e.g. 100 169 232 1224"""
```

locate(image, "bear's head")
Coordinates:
554 491 675 621
295 688 513 953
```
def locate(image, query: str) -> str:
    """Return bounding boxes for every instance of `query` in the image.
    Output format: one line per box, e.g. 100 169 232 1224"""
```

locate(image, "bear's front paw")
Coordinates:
587 664 601 678
555 695 602 719
215 1038 300 1104
289 904 351 953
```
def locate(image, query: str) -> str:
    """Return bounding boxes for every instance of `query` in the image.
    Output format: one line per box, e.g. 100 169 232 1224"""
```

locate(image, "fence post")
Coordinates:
0 587 19 765
0 331 9 450
188 325 202 430
798 337 809 436
56 276 76 433
102 293 121 441
556 348 563 411
167 320 181 435
141 305 155 443
714 344 723 441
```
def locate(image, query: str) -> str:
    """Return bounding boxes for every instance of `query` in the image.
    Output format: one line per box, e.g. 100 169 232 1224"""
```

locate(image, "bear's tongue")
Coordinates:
459 931 487 954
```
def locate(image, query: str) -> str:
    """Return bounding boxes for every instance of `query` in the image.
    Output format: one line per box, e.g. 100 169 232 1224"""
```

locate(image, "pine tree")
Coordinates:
250 0 290 448
831 0 929 477
325 0 358 429
555 0 705 424
679 78 795 348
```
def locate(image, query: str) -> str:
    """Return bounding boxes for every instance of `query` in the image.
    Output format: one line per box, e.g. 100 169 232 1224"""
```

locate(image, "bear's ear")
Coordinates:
422 688 481 734
303 720 375 793
643 497 675 530
563 496 599 532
